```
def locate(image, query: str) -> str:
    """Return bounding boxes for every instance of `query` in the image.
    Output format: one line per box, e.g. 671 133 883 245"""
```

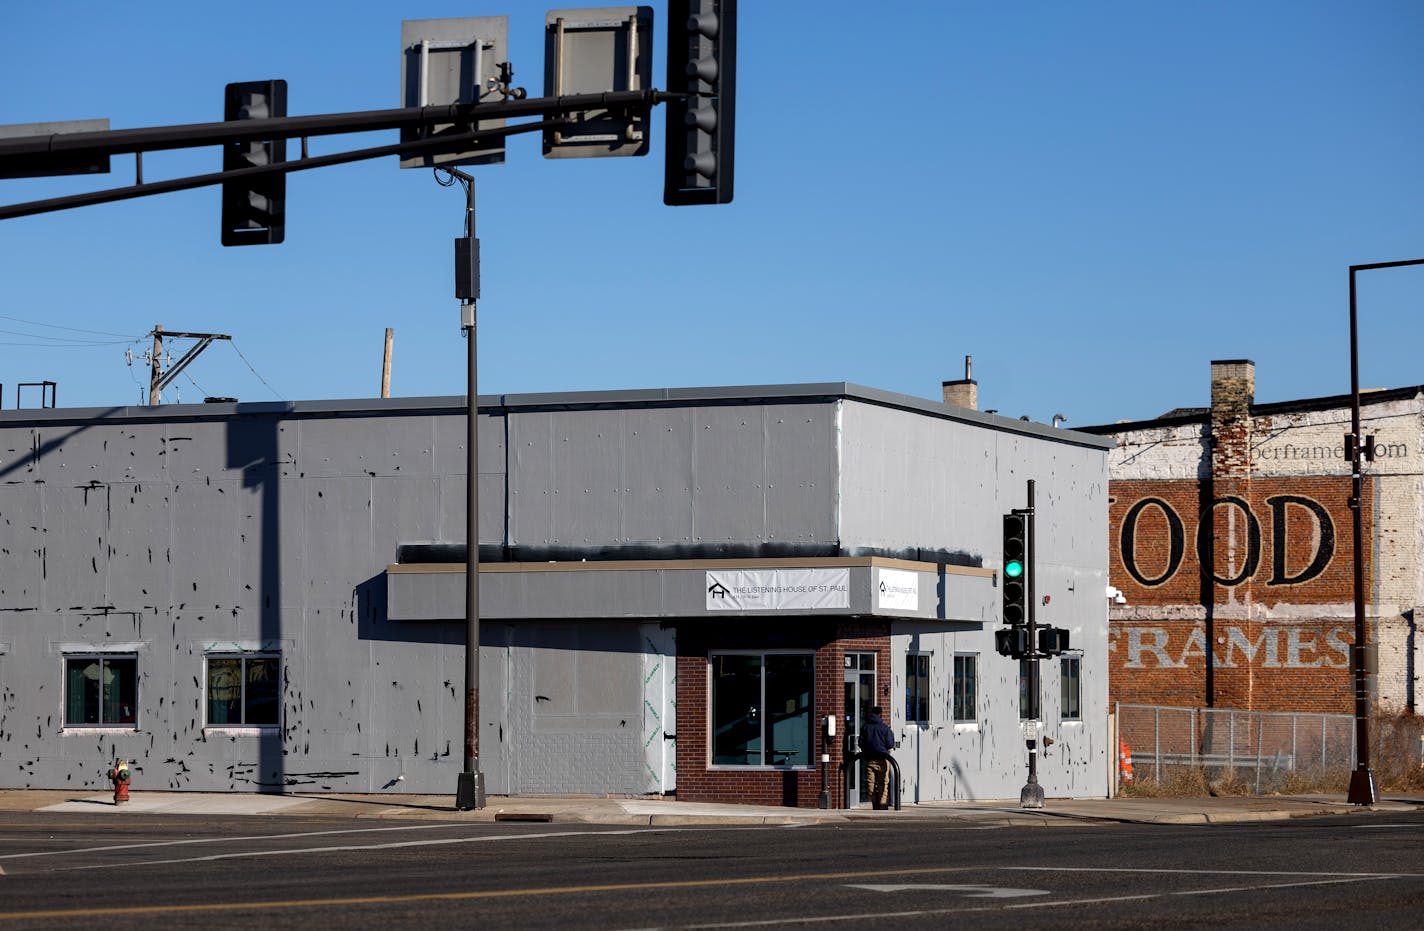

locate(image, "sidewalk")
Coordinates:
2 789 1419 826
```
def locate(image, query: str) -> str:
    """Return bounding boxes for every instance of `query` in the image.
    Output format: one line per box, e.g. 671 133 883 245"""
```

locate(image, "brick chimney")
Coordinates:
942 355 978 410
1209 359 1254 479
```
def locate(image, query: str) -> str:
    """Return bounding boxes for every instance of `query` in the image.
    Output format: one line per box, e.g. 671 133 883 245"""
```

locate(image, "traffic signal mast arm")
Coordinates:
0 89 681 222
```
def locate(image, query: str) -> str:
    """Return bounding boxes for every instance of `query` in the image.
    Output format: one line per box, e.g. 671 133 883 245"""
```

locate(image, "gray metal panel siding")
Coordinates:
509 411 556 549
45 484 109 608
842 399 1111 801
763 406 838 548
507 403 839 554
507 621 649 794
0 484 44 609
389 565 892 621
622 407 694 545
691 407 766 543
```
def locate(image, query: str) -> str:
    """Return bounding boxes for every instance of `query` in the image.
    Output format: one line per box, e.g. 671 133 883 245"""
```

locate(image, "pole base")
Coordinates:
1020 783 1045 809
456 770 486 811
1346 767 1377 806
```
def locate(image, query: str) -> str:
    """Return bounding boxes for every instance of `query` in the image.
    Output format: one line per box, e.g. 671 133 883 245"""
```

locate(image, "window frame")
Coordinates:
1060 655 1083 722
904 652 931 725
952 653 978 724
62 654 139 730
204 652 282 731
708 650 815 770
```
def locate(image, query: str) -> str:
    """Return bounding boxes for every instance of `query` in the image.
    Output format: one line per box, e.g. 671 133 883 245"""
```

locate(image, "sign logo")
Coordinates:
704 568 850 611
875 568 919 612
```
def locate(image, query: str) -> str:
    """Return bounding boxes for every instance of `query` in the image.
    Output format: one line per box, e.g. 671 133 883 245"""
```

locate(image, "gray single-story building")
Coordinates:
0 382 1112 804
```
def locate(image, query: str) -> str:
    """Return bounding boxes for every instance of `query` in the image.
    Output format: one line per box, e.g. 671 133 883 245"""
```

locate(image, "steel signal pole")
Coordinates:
445 167 485 811
1020 478 1045 809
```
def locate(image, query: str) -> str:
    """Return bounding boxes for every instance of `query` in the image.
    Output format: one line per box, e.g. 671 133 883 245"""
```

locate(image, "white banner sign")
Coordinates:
705 568 850 611
876 568 919 612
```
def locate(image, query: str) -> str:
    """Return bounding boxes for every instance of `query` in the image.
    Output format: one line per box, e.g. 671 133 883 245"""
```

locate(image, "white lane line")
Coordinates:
0 822 471 861
30 828 654 874
847 884 1047 898
1003 865 1422 878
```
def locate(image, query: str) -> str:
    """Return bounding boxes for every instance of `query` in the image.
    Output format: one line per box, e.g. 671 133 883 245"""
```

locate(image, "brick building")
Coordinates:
1080 360 1423 715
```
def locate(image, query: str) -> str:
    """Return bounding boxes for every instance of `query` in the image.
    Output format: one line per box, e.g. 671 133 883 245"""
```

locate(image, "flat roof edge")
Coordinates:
0 381 1115 448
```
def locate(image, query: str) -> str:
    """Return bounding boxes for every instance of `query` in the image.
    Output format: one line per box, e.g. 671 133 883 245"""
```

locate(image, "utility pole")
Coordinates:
148 325 164 405
146 325 232 405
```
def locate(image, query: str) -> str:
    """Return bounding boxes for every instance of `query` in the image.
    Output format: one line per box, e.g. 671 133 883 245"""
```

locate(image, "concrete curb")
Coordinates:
1 789 1418 827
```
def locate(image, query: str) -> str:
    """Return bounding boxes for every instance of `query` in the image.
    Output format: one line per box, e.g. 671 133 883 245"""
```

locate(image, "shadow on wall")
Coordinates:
355 572 463 647
0 409 128 481
227 415 286 792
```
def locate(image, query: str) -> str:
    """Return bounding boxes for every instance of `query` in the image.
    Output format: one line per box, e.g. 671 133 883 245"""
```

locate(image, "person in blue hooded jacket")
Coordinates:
862 705 895 810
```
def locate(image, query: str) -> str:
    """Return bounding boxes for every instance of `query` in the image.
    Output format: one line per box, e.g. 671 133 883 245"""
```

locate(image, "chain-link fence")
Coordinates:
1116 703 1355 794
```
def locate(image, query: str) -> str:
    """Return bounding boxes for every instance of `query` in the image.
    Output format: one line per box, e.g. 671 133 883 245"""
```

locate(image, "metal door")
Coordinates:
843 652 876 806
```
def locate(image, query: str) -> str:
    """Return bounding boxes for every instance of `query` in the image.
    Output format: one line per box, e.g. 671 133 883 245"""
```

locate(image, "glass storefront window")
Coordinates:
711 652 813 767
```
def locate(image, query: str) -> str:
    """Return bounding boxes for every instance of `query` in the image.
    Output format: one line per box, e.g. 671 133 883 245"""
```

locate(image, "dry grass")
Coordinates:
1120 711 1422 797
1374 712 1424 791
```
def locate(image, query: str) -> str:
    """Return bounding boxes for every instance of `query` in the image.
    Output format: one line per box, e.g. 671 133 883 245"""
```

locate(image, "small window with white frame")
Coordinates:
64 655 138 728
1060 655 1082 721
952 653 977 723
206 654 281 728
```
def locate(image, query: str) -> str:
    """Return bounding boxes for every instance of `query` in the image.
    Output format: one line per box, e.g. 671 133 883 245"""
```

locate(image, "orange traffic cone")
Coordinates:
1118 739 1134 784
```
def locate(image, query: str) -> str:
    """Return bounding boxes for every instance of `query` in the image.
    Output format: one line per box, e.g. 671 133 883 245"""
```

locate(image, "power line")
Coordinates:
229 340 284 400
0 313 137 339
0 337 134 347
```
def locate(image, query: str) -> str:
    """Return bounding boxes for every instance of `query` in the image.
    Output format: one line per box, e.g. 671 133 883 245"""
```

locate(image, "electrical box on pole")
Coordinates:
543 7 654 159
220 81 286 246
663 0 736 205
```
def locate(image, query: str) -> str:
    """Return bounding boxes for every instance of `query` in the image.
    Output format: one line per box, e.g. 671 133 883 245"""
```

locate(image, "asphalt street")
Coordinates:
1 808 1421 929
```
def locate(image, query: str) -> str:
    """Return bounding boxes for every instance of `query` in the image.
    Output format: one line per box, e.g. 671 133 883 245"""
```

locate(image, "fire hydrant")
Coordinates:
109 759 131 804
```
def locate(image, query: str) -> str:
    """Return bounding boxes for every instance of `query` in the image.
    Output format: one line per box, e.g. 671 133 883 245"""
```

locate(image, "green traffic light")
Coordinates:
1005 560 1024 578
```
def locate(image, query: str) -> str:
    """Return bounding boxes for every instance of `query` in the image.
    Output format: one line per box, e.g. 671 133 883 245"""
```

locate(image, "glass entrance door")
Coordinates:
843 652 876 806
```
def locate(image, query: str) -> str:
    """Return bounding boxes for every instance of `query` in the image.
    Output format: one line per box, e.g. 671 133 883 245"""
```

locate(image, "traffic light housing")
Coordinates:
664 0 736 205
221 80 286 246
1002 512 1028 626
1037 626 1070 657
995 627 1029 660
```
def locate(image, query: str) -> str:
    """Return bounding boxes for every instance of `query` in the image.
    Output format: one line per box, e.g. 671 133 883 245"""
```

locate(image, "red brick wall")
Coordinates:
674 618 890 807
1108 476 1373 713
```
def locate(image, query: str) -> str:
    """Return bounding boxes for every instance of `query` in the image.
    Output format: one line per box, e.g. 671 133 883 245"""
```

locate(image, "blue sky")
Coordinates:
2 1 1421 427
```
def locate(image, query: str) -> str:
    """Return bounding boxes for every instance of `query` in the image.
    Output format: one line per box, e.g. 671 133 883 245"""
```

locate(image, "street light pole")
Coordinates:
444 166 485 811
1345 257 1424 806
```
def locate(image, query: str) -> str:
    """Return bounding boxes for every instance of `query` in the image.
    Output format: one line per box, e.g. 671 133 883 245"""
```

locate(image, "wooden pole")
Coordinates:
148 325 163 405
381 328 394 398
